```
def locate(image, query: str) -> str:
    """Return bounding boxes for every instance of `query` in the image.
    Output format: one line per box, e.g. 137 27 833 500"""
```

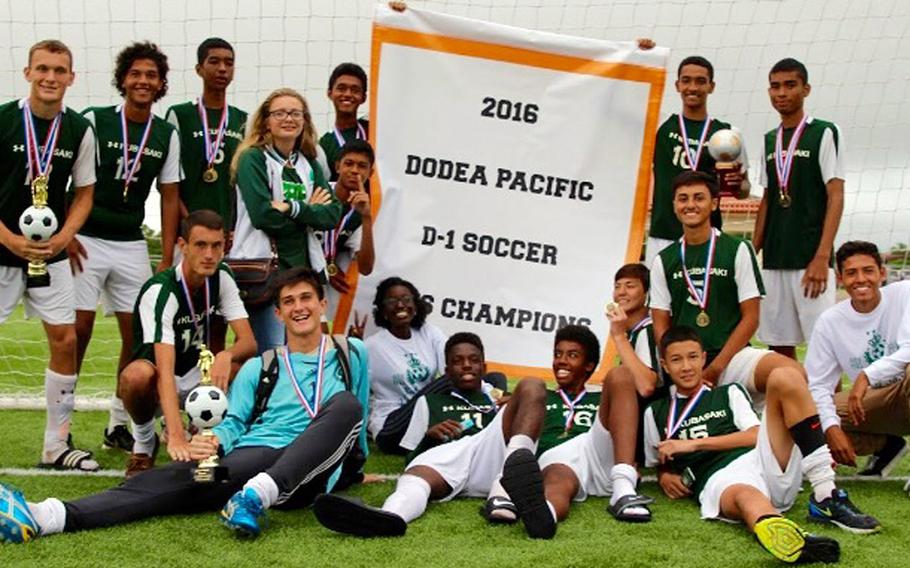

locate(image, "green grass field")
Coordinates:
2 308 909 566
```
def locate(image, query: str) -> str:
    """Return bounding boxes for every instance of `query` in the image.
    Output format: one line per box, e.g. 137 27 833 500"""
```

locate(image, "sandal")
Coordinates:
38 448 100 472
608 493 654 523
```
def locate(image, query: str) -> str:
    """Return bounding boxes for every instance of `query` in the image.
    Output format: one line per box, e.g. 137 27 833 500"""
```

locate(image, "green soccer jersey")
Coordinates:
760 118 842 269
650 114 731 240
318 118 369 181
79 105 180 241
165 101 247 225
650 230 765 358
131 262 247 377
0 99 95 267
404 388 498 459
538 388 600 455
645 384 758 498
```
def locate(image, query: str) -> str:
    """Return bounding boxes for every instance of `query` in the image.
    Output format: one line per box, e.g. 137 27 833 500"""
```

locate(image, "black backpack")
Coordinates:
249 334 366 489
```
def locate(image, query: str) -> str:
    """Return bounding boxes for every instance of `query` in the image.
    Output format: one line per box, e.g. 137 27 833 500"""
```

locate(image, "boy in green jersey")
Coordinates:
399 332 504 460
0 40 97 470
312 334 551 536
119 211 256 478
165 38 247 227
71 42 182 453
646 56 749 267
650 171 804 409
644 326 879 563
753 58 843 360
318 63 369 182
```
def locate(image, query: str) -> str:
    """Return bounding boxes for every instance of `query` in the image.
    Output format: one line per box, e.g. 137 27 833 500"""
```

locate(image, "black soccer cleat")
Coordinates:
102 425 135 453
313 494 406 538
499 448 555 539
858 435 907 477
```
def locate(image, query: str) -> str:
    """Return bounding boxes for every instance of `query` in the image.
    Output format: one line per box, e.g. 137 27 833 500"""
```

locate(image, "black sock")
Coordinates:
789 414 826 457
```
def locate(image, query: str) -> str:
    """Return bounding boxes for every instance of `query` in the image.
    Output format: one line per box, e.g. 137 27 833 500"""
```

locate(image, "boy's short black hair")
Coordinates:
197 37 234 65
769 58 808 84
835 241 882 273
614 263 650 292
271 267 325 305
671 170 719 199
338 139 375 166
659 326 703 357
445 332 484 361
678 55 714 82
328 62 367 92
555 325 600 369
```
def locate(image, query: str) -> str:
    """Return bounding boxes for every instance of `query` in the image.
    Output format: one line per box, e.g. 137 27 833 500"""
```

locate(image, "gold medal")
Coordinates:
122 184 130 203
489 388 504 402
203 167 218 183
696 310 710 328
778 192 792 208
326 262 338 277
604 302 618 317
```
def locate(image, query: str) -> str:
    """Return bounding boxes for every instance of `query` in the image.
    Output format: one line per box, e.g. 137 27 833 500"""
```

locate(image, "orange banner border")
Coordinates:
334 22 666 382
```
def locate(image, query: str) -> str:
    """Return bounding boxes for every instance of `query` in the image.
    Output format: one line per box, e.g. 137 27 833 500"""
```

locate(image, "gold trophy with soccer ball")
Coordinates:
187 345 229 483
708 129 749 199
18 178 58 288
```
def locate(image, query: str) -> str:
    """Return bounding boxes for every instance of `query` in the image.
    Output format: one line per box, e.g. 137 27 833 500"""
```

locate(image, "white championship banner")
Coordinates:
333 4 668 379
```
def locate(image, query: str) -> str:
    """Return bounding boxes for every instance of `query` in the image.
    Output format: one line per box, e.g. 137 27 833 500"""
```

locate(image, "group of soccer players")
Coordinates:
1 11 909 565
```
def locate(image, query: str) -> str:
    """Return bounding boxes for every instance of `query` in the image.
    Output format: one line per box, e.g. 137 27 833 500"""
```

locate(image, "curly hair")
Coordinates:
555 324 601 368
372 276 429 331
113 41 169 101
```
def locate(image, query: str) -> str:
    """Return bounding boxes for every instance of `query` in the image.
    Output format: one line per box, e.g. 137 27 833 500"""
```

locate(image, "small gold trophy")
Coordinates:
187 345 229 483
707 129 747 199
18 176 58 288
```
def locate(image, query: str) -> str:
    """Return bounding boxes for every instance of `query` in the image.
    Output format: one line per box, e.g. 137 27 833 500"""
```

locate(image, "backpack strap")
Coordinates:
250 347 282 423
331 334 353 391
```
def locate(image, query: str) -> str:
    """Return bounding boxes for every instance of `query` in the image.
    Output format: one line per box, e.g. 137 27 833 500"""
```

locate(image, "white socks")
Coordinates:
505 434 537 458
131 419 157 455
244 472 280 509
382 474 431 523
107 395 130 431
28 498 66 536
803 446 837 502
610 463 648 517
43 369 77 460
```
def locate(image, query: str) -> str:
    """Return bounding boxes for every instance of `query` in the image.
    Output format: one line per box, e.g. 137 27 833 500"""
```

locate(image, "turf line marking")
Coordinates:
0 395 110 411
0 468 905 484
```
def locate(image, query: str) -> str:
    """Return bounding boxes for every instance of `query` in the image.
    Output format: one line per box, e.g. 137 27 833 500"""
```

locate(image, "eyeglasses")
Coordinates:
268 109 305 121
382 295 414 308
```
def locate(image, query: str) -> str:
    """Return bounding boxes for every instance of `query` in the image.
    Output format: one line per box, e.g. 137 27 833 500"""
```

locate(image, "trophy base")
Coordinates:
192 464 229 484
714 162 744 198
26 272 51 288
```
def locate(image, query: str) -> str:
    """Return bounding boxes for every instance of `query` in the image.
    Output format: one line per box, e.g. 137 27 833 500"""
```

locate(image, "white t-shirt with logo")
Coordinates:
806 280 910 431
365 323 447 437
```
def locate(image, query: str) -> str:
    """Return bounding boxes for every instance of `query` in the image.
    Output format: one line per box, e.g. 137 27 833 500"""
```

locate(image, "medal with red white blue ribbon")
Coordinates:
665 384 710 439
197 97 229 183
333 122 366 148
678 114 712 171
22 101 62 197
773 115 809 208
557 388 588 434
323 207 356 277
119 105 154 202
178 265 211 352
679 229 717 328
283 335 328 419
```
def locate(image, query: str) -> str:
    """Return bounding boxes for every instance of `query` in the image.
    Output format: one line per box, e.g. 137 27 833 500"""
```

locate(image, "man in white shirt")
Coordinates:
805 241 910 481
